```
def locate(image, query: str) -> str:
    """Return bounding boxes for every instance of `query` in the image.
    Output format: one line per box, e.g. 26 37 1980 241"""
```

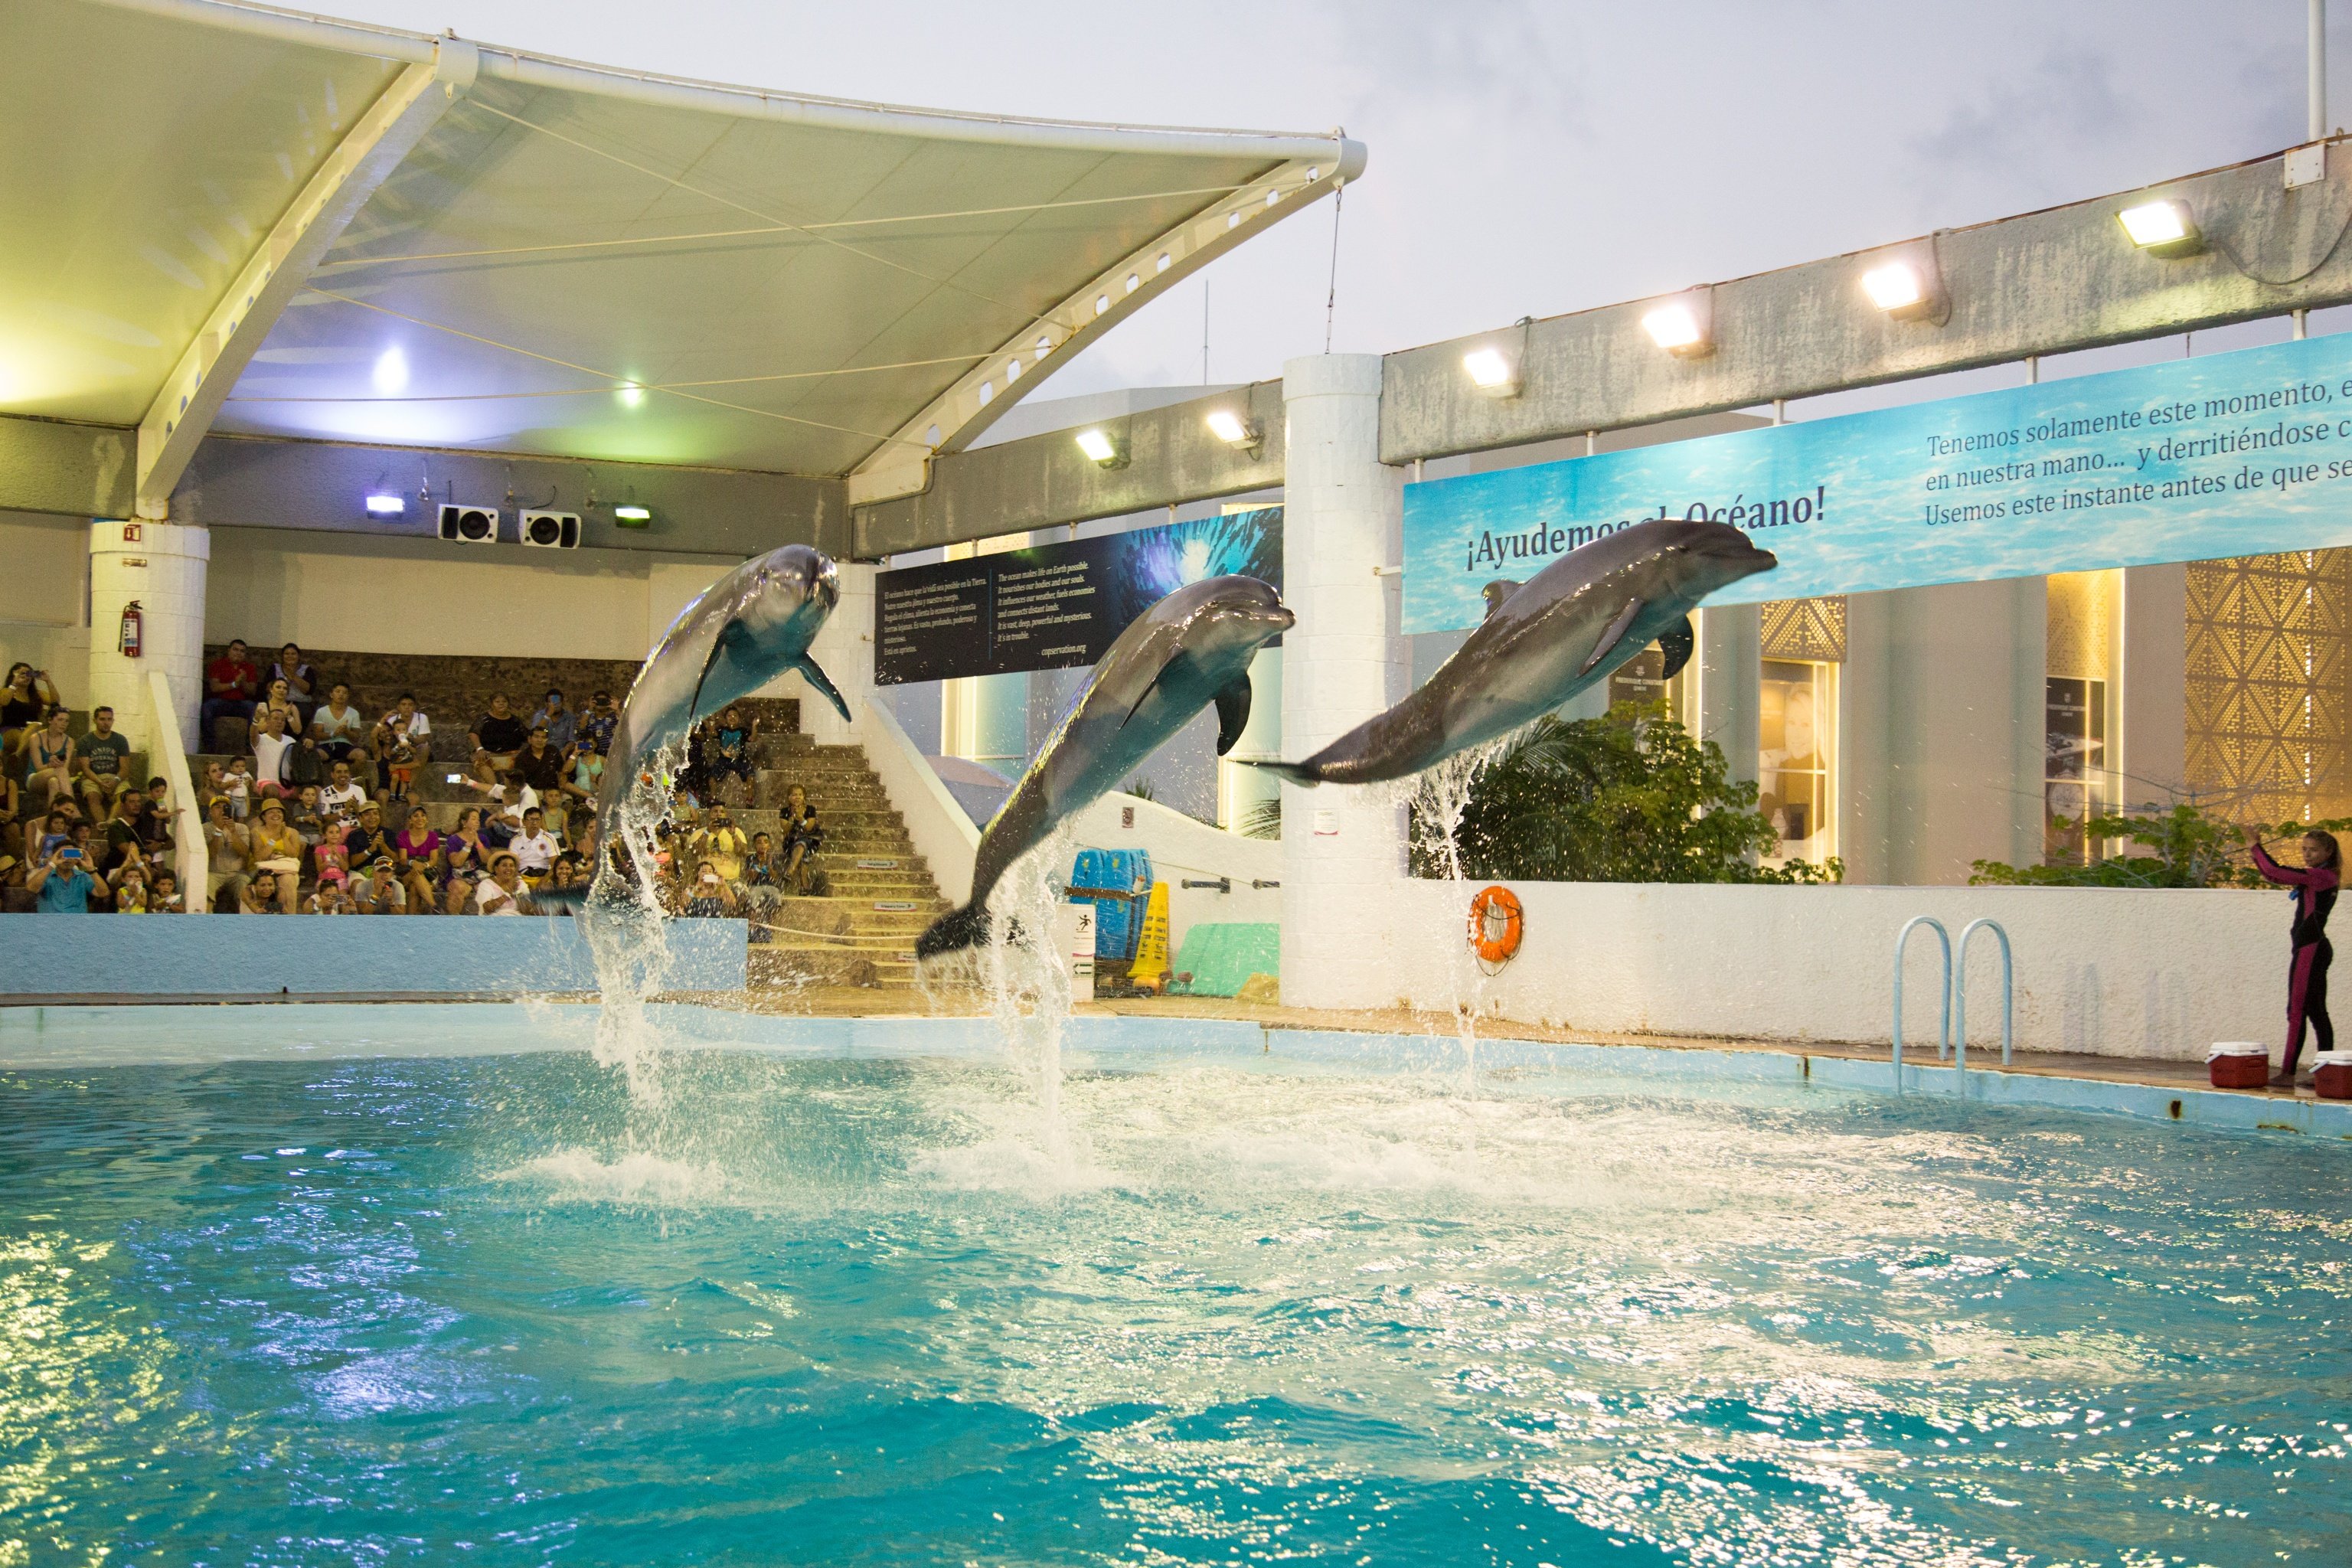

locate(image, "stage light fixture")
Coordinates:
616 381 645 408
1205 408 1261 451
1462 345 1520 397
1858 247 1947 322
612 505 652 528
372 347 409 395
364 492 404 517
2118 198 2203 257
1642 295 1712 356
1862 261 1923 311
1075 428 1127 468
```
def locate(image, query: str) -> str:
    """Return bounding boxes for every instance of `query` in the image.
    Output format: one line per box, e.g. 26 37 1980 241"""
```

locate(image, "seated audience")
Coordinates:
110 858 151 913
319 760 366 823
237 867 284 914
469 694 528 785
693 805 747 884
310 683 368 766
343 803 397 904
529 688 577 754
509 805 560 882
247 800 304 913
149 868 184 913
24 709 74 810
511 726 567 809
394 806 442 911
201 639 260 749
374 694 432 768
580 690 618 759
223 756 254 818
681 858 737 917
201 795 250 911
305 869 357 915
28 842 96 913
287 784 326 847
257 676 302 734
474 851 535 915
561 740 604 815
2 662 61 764
708 705 759 804
269 643 317 729
250 711 296 802
779 782 824 893
75 705 132 819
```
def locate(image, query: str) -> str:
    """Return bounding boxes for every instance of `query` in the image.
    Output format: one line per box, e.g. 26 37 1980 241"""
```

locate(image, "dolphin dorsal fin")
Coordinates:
1214 676 1253 756
1656 615 1696 681
1579 596 1645 675
1480 580 1521 621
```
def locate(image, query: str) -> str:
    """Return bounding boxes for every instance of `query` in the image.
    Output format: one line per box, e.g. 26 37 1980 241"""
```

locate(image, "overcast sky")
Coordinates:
335 1 2334 403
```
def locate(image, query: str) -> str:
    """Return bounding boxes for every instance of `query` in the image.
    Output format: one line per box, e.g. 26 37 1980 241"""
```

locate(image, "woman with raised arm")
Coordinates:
2242 824 2342 1088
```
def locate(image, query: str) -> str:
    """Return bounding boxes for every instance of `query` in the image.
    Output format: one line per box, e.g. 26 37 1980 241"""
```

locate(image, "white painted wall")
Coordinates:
1065 792 1282 947
0 508 91 707
1379 879 2282 1062
203 528 738 660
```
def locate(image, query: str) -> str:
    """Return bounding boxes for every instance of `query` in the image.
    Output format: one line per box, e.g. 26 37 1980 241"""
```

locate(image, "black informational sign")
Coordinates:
874 507 1281 686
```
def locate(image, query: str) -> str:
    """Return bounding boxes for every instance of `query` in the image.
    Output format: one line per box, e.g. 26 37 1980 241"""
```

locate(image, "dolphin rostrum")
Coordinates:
593 543 844 844
1251 518 1775 787
915 576 1295 959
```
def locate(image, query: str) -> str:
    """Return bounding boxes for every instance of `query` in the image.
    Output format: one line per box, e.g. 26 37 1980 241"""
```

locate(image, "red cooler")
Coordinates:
2208 1042 2270 1089
2315 1054 2352 1099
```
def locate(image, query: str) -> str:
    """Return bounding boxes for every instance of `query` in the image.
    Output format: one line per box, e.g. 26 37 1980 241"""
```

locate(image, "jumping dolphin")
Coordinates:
915 576 1295 959
593 543 845 839
1250 518 1775 787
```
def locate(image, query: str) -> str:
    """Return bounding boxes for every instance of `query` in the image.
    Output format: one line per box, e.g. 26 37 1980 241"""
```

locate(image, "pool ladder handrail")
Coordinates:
1891 916 1951 1094
1953 918 2014 1074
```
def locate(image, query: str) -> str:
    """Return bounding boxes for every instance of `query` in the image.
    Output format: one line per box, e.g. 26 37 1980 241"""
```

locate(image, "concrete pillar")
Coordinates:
1838 590 1894 884
969 671 1030 773
1218 646 1283 828
1279 354 1409 1010
89 518 207 753
1696 603 1761 783
793 560 875 746
2118 563 2187 808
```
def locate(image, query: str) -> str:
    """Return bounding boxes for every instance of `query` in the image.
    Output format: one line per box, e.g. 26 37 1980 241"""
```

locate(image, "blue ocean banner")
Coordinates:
1403 332 2352 635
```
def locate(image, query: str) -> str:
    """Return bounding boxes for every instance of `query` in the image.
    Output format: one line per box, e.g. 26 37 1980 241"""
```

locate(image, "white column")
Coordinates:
89 519 207 753
1279 354 1408 1011
795 560 876 746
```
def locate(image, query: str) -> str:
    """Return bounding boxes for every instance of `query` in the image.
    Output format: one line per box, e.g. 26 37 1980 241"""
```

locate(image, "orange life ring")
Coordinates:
1467 884 1524 967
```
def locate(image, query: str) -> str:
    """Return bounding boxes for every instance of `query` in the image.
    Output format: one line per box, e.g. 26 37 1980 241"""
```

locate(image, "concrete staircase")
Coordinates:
190 694 949 990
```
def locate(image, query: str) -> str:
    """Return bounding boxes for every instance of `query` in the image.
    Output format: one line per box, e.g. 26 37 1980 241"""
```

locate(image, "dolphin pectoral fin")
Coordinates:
795 655 853 724
688 619 753 724
1481 580 1521 621
1241 757 1320 786
1214 677 1253 756
1657 615 1696 680
1578 596 1646 676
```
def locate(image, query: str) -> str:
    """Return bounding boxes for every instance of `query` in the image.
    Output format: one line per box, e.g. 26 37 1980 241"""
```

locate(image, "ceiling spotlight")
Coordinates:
1205 408 1262 450
371 347 408 395
1641 294 1712 357
615 381 645 408
1859 248 1947 322
1075 427 1127 469
364 492 404 516
1462 346 1520 398
2117 198 2203 257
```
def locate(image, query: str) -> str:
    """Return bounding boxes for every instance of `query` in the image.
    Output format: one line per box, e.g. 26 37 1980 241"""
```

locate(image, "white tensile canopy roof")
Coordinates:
1 0 1361 516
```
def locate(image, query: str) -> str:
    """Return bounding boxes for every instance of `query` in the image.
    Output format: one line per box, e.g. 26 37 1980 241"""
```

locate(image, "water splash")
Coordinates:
580 734 697 1105
1396 740 1509 1089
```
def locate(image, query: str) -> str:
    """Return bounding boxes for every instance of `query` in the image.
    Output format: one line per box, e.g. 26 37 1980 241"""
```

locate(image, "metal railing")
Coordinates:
1890 915 1951 1095
1955 918 2014 1072
1892 914 2014 1093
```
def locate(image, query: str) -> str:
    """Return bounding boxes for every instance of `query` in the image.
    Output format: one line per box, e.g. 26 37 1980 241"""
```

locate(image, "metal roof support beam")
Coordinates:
848 146 1364 507
131 38 478 519
853 381 1283 557
1380 141 2352 463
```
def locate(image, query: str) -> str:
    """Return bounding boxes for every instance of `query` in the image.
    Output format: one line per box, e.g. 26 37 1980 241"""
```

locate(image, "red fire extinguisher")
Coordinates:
119 600 143 658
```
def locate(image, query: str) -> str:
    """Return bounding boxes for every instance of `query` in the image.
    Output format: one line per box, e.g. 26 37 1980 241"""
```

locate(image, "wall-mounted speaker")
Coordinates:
438 502 499 544
519 510 581 549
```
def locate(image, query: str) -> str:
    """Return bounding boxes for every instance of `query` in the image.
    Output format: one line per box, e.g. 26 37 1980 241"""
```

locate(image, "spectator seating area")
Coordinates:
4 644 945 988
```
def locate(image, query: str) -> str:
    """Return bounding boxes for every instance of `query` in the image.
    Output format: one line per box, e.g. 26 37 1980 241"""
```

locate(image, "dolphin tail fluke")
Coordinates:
916 901 993 959
1240 757 1322 787
795 655 853 723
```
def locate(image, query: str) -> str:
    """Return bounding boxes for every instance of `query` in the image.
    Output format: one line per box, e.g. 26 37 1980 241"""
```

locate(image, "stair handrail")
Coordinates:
147 668 207 913
1954 918 2014 1073
1892 915 1952 1093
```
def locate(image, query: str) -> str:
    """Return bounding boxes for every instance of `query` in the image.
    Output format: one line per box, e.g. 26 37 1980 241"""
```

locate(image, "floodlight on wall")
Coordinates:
364 492 405 517
1641 292 1713 357
2117 198 2204 257
612 504 653 528
1075 428 1128 469
1858 243 1949 323
1462 345 1521 398
1205 407 1262 452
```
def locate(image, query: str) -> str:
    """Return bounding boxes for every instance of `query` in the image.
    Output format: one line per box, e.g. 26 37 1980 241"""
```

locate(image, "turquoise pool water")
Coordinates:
3 1008 2347 1565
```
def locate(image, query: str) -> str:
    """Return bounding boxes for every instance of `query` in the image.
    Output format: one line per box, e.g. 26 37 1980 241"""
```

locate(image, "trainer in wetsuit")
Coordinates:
2241 825 2341 1087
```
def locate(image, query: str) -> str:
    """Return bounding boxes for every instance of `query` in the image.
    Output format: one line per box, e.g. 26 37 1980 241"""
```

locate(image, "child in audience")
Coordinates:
305 868 356 915
384 726 420 802
111 858 150 913
149 869 183 913
223 757 253 818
